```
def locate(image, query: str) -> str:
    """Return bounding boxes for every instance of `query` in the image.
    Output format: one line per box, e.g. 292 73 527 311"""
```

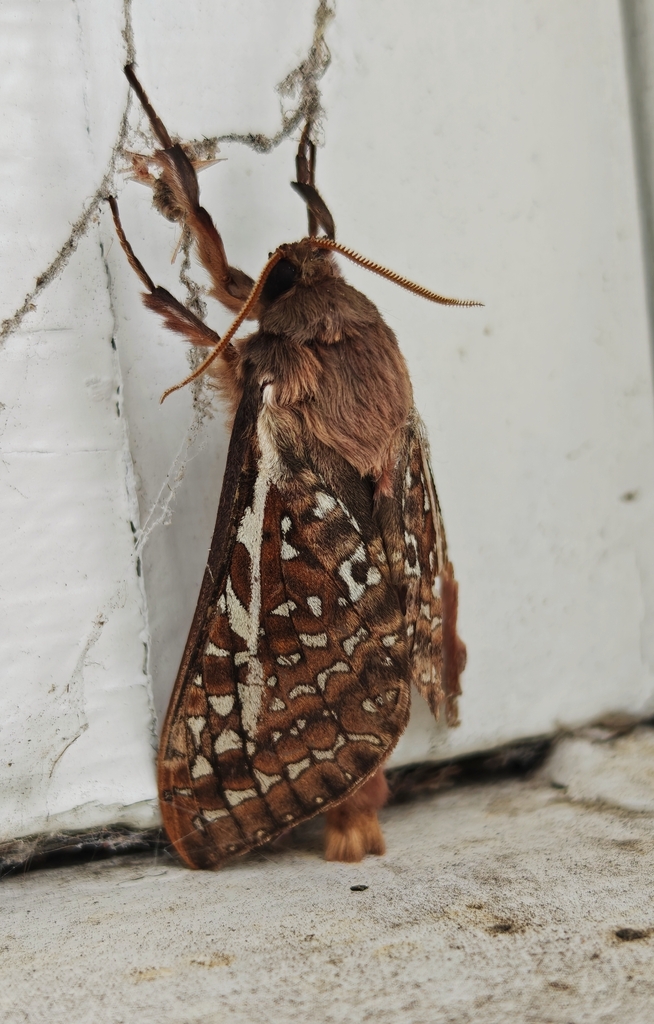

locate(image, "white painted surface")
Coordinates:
0 1 158 841
2 0 654 840
0 222 158 842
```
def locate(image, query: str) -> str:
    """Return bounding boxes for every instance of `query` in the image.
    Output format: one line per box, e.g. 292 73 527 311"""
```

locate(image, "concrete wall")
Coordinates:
2 0 654 841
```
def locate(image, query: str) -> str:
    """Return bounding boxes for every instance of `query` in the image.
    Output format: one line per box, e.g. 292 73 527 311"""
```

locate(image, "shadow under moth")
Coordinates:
110 65 476 869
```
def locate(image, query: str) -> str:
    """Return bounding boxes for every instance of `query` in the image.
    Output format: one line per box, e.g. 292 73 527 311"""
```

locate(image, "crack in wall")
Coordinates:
0 0 136 343
0 0 334 344
99 234 159 748
46 612 106 781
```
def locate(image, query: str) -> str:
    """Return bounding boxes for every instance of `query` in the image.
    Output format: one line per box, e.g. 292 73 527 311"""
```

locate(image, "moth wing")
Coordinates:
379 412 466 725
158 397 410 869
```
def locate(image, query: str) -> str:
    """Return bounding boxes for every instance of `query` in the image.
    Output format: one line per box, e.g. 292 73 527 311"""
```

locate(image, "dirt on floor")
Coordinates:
2 731 654 1024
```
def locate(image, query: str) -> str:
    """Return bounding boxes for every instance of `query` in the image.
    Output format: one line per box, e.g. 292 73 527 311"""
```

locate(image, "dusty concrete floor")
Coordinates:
2 745 654 1024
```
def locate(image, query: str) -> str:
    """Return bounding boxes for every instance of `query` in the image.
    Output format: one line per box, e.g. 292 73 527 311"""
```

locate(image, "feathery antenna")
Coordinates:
308 237 483 308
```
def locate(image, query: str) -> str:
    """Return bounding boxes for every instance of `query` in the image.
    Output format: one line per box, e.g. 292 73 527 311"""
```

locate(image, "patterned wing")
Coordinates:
158 398 410 869
403 413 466 724
376 411 466 726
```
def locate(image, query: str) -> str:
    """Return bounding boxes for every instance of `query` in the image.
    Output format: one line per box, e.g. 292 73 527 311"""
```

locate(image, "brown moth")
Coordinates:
110 65 475 869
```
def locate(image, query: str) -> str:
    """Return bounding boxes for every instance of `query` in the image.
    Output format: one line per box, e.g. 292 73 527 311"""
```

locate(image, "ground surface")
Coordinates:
2 743 654 1024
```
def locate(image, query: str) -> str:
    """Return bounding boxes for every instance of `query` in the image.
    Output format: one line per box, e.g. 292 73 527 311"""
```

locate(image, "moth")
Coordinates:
110 65 475 868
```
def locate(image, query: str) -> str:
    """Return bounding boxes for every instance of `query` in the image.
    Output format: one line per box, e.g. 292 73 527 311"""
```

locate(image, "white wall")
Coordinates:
2 0 654 840
0 2 158 841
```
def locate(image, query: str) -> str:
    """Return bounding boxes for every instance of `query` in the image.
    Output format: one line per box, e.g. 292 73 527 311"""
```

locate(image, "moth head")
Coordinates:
259 241 339 309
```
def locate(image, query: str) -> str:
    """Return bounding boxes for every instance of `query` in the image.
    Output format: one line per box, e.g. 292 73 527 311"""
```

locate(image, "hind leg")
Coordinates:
324 767 389 862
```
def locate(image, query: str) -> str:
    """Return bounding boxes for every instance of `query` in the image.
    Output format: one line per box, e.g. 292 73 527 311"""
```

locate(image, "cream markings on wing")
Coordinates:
202 808 229 821
347 732 382 745
256 404 285 484
281 516 298 560
289 684 317 699
225 578 251 644
419 438 446 570
191 755 213 779
299 632 328 648
312 492 337 519
206 642 229 657
336 496 361 533
238 669 265 739
224 788 258 807
254 768 282 794
312 733 346 761
214 729 241 754
276 652 301 666
209 695 235 716
339 543 381 602
286 758 311 780
187 717 206 748
342 627 368 657
271 600 297 617
307 595 322 617
404 532 421 577
226 463 271 741
316 660 350 691
422 474 430 511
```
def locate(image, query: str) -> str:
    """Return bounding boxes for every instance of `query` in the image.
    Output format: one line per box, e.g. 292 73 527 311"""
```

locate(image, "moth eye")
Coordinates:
262 259 298 303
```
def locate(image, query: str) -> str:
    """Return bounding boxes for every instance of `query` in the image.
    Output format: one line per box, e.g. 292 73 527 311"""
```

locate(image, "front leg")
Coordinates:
124 64 254 315
324 766 389 862
108 196 241 410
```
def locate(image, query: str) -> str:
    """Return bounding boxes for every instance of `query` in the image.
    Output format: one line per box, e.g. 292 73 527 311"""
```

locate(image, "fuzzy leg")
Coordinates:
324 767 389 862
124 64 254 315
291 122 336 240
107 196 240 402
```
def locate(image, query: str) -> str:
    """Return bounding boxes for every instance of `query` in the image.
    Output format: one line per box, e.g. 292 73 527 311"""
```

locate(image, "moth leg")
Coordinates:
324 767 389 862
124 64 255 316
108 196 240 396
290 121 336 240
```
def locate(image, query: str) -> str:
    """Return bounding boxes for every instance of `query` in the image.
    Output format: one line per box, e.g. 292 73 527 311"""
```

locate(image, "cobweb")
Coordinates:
0 0 335 554
133 0 335 554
